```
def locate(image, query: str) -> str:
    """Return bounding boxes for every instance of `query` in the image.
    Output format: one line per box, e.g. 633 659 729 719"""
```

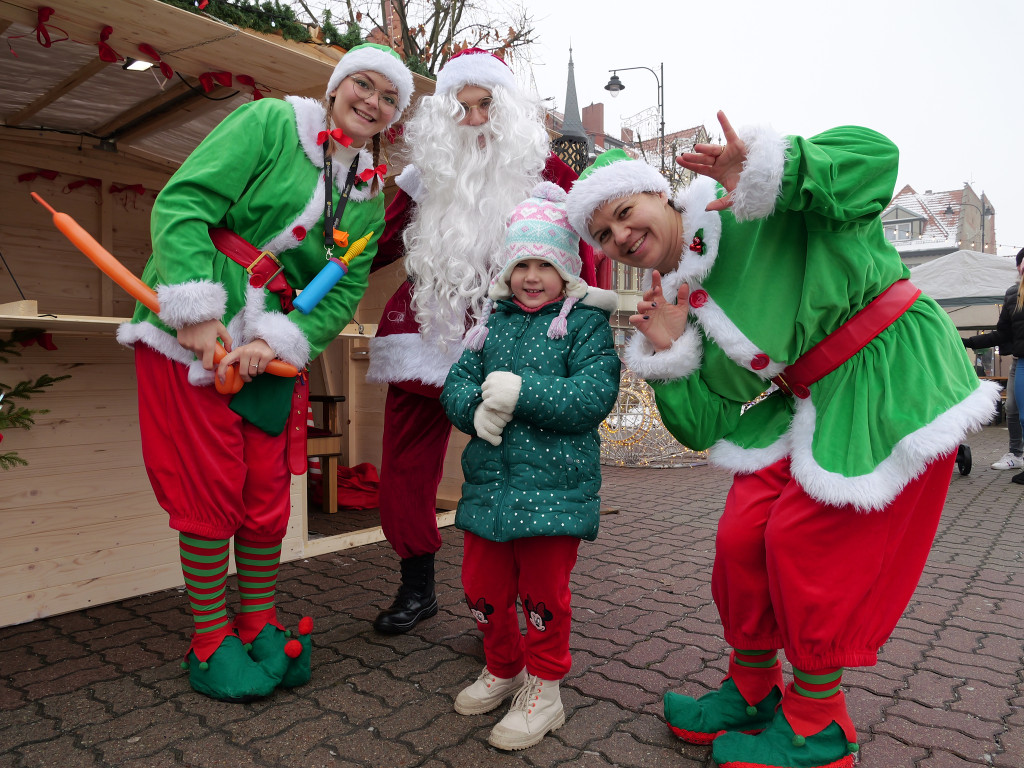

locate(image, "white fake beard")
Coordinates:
405 123 545 352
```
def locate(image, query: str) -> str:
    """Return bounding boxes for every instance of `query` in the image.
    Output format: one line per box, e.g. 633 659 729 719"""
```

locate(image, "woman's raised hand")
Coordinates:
629 270 690 351
676 110 746 211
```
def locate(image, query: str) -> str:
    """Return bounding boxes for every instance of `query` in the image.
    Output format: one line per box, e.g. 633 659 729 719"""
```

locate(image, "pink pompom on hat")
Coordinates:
435 47 517 97
464 182 586 351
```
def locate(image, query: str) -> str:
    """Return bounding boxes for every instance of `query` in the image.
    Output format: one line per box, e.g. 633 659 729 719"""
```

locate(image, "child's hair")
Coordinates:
464 182 587 350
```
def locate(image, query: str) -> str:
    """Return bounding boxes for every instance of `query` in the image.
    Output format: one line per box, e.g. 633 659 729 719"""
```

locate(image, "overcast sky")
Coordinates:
516 0 1023 255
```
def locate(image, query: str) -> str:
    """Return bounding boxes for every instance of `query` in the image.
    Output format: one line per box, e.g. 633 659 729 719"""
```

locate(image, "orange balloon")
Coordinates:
31 192 299 388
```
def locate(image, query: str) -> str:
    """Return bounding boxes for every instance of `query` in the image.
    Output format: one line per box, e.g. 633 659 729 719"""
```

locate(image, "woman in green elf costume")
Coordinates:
116 44 413 702
565 111 999 768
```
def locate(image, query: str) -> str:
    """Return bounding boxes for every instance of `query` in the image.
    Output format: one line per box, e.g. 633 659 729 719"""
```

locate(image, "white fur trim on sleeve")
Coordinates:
251 311 310 369
395 165 425 203
623 323 702 382
156 280 227 329
729 126 789 223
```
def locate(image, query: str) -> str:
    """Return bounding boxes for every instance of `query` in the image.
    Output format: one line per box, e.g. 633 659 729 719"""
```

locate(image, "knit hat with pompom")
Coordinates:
464 181 586 350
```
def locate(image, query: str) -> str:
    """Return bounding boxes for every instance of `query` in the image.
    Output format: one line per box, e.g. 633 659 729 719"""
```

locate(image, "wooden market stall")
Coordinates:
0 0 464 627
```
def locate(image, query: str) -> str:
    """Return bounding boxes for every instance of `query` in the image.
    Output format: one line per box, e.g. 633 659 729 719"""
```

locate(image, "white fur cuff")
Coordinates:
729 126 788 223
395 165 424 203
252 311 310 369
156 280 227 329
623 324 702 382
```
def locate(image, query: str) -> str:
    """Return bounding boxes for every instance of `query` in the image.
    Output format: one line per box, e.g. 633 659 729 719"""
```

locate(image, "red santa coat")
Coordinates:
367 153 598 391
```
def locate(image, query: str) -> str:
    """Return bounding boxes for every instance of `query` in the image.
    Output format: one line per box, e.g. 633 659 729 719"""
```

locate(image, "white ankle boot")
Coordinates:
454 666 527 715
488 674 565 750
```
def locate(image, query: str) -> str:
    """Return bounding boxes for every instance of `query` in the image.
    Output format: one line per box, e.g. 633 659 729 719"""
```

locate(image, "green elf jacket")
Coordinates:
441 290 621 542
117 96 385 429
625 125 998 511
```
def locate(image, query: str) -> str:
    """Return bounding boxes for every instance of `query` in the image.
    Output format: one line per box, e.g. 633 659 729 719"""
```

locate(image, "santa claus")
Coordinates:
367 48 597 634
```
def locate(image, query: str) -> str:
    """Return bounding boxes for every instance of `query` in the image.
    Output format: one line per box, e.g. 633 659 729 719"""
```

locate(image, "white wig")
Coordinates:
403 83 550 352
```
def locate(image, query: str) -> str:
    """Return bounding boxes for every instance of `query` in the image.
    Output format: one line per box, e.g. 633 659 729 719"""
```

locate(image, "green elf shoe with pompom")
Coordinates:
712 705 858 768
665 676 782 745
182 634 279 702
244 617 314 689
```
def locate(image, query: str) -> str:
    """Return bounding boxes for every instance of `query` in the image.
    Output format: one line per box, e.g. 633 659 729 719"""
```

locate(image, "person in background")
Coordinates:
365 48 597 635
440 182 620 750
565 111 998 768
117 44 413 702
962 247 1024 473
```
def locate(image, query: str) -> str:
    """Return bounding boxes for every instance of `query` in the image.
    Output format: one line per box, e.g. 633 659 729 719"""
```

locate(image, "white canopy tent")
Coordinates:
910 249 1018 330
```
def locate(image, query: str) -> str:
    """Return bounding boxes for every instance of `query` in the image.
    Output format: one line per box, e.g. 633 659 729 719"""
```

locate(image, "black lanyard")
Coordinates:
323 146 361 251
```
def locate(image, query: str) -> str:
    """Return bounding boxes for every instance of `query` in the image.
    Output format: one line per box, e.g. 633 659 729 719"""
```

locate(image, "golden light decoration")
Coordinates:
599 365 707 468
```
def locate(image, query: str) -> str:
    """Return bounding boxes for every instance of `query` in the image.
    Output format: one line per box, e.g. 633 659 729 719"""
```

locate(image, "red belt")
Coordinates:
209 227 296 312
771 279 921 399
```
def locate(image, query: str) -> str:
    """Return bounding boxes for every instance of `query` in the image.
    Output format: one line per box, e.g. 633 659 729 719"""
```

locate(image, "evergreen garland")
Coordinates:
0 333 71 471
157 0 312 43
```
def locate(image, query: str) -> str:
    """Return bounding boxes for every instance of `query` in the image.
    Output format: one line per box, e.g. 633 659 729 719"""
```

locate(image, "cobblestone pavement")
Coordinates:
2 425 1023 767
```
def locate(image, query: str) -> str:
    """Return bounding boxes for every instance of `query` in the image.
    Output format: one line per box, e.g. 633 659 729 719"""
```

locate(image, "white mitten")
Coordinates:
481 371 522 415
473 403 512 446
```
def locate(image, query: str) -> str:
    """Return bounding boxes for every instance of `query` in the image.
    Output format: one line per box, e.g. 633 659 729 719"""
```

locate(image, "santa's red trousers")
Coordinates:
377 383 451 559
712 451 955 670
134 343 290 542
462 532 580 681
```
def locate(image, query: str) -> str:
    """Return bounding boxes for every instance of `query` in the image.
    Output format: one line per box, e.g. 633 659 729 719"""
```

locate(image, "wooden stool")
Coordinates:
307 394 346 515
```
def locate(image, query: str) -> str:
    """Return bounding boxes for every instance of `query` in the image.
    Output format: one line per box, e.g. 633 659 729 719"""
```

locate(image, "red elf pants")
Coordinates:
712 451 955 670
134 343 290 542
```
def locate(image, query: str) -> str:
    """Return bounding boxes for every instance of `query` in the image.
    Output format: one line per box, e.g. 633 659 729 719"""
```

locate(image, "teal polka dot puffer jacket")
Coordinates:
440 290 621 543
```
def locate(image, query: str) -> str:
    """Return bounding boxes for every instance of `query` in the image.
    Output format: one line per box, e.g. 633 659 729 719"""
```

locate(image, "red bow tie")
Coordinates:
356 164 387 184
316 128 353 148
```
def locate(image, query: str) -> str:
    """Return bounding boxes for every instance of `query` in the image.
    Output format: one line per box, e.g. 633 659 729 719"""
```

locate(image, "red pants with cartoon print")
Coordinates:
712 451 955 670
134 343 290 542
462 532 580 681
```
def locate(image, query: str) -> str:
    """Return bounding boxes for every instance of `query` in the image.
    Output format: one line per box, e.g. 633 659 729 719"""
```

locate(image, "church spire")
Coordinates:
560 46 587 139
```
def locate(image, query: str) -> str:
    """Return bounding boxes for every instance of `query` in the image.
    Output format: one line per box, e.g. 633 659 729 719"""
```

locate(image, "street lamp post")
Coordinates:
946 198 993 253
604 63 665 173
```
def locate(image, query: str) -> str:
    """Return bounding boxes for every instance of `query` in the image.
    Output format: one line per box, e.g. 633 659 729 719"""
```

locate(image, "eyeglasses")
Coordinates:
347 75 399 111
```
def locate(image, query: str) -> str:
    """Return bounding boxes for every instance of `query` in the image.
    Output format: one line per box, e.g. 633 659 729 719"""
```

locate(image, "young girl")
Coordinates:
116 44 413 702
440 182 620 750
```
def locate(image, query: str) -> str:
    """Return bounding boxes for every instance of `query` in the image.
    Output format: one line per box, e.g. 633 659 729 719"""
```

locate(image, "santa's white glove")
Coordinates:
473 403 513 446
481 371 522 414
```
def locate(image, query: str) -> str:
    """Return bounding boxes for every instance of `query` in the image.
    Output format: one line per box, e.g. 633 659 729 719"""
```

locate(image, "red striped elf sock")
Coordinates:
179 533 232 661
232 537 283 644
792 666 844 699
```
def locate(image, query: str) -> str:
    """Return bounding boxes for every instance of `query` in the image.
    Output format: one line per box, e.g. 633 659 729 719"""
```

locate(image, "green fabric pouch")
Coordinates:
229 373 297 435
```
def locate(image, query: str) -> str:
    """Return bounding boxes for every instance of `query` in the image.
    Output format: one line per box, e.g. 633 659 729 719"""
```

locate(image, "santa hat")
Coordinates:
325 43 413 125
464 182 585 350
435 47 517 97
566 148 669 250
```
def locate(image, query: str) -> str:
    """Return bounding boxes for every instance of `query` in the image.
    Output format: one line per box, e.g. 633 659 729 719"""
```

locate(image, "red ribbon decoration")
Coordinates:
235 74 270 101
17 170 59 182
6 7 68 55
65 178 102 197
198 71 232 92
137 43 173 79
109 183 145 195
96 25 121 63
316 128 354 148
18 331 58 351
356 164 387 184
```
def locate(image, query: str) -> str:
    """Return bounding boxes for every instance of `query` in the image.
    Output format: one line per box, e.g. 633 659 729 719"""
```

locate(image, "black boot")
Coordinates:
373 553 438 634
